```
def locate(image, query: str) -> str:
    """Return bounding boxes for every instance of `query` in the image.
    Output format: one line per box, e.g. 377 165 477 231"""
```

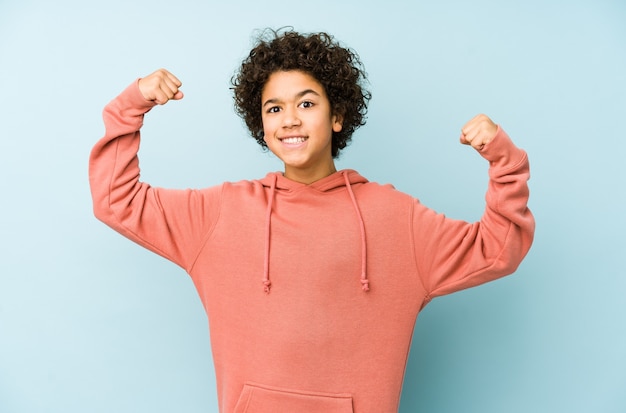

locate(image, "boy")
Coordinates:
89 30 534 413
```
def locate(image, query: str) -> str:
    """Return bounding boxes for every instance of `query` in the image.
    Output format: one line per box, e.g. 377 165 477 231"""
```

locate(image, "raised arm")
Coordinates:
89 70 220 271
414 115 535 300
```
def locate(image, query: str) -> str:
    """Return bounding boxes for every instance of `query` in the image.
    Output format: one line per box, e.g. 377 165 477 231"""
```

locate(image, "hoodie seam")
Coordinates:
409 200 430 303
104 136 223 274
428 221 515 297
187 183 225 275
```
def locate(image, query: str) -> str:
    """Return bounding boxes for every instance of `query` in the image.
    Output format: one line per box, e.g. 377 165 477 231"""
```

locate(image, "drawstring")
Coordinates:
343 171 370 292
261 171 369 293
262 174 277 293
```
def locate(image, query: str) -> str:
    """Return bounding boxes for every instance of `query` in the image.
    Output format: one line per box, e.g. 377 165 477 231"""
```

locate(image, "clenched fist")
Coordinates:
460 114 498 151
138 69 184 105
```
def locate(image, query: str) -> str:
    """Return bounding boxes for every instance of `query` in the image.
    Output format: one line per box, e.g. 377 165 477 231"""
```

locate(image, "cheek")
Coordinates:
261 114 283 137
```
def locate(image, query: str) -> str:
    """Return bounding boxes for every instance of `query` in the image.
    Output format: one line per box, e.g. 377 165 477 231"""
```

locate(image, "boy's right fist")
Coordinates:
138 69 184 105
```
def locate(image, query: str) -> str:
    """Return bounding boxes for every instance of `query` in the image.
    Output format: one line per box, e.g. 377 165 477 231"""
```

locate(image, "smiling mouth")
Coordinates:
279 137 307 144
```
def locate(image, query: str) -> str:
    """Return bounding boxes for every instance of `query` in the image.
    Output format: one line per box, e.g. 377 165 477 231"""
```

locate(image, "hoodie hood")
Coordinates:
259 169 369 192
259 169 370 294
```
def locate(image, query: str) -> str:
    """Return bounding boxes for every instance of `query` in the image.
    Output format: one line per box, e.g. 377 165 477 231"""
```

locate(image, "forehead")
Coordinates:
261 70 326 99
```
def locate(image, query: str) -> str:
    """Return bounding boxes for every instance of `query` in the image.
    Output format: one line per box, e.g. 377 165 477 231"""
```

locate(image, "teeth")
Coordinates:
281 137 306 144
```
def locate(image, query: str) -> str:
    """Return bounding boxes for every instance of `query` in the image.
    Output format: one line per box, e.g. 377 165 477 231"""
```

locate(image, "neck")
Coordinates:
283 162 337 184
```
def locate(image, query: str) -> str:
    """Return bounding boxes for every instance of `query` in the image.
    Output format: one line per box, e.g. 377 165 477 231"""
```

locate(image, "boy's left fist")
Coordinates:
460 114 497 151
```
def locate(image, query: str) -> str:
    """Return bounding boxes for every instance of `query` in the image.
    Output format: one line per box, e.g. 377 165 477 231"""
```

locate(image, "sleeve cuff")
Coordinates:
480 126 527 170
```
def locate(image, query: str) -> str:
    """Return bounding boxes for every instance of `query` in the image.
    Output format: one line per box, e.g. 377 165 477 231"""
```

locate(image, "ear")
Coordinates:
332 113 344 133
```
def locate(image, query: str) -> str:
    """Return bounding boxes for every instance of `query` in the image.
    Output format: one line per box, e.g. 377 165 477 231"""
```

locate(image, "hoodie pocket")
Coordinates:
233 382 354 413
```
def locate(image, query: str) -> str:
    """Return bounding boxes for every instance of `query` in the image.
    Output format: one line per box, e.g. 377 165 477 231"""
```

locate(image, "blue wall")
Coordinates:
1 0 624 412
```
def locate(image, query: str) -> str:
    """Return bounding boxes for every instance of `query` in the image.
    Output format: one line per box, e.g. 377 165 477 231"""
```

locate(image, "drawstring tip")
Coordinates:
263 280 271 294
361 279 370 292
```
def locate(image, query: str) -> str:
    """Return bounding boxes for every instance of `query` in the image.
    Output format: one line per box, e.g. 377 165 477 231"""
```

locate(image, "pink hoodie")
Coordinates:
89 81 535 413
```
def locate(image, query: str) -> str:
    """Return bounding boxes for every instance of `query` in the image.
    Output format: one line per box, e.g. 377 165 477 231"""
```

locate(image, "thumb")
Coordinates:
173 90 184 100
459 133 470 145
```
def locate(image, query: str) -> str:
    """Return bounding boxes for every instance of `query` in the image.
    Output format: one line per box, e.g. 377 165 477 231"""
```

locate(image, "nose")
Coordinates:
281 107 301 128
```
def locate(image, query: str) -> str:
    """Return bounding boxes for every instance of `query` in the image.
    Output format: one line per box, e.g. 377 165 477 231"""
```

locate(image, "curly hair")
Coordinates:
231 29 371 158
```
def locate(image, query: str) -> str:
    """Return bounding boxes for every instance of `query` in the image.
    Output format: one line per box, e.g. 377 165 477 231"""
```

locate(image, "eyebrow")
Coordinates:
262 89 321 108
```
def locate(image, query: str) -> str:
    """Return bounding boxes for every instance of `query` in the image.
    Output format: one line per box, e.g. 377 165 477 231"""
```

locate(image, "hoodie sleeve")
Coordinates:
412 127 535 300
88 80 221 271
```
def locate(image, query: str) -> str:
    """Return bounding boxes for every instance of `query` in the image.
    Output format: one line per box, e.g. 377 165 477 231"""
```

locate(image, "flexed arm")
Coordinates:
414 115 535 299
89 70 220 271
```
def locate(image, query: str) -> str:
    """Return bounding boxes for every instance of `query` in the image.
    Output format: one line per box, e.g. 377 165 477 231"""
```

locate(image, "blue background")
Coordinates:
1 0 625 412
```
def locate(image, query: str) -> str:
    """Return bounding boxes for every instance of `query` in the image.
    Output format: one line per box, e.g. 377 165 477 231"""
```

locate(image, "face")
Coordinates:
261 70 343 184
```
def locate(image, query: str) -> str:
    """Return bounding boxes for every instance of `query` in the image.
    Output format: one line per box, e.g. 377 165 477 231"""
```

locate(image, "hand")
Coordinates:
138 69 184 105
459 114 497 151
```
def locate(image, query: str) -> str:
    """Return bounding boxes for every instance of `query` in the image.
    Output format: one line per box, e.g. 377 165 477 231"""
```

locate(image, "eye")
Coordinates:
299 100 314 109
266 106 281 114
